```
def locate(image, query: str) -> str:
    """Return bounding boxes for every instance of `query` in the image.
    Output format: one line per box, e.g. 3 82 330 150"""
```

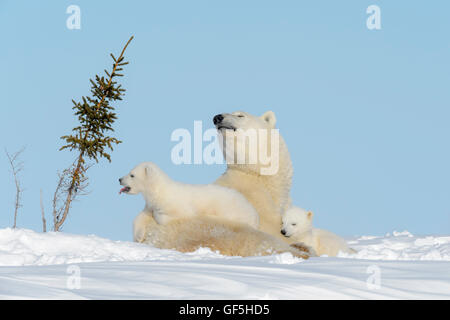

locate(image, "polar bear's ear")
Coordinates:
260 111 276 128
144 163 151 176
307 211 313 220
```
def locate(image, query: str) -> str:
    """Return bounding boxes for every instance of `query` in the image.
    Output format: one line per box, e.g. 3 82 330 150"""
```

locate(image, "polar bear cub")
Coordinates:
119 162 260 233
281 206 355 256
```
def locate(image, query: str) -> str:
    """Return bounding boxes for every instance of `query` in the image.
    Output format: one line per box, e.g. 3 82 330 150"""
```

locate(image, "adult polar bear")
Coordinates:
133 110 302 256
213 110 293 241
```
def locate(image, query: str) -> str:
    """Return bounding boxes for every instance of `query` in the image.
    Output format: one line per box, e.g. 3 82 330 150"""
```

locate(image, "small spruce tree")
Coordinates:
54 36 133 231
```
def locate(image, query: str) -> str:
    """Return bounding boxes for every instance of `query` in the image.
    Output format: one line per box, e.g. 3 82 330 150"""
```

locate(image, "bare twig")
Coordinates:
5 147 25 229
40 189 47 232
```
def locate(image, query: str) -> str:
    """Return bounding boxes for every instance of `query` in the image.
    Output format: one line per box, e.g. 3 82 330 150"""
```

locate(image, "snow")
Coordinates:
0 228 449 299
339 232 450 261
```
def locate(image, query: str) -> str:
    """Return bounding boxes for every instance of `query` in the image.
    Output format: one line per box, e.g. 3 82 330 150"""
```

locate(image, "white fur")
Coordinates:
120 162 260 241
281 206 355 256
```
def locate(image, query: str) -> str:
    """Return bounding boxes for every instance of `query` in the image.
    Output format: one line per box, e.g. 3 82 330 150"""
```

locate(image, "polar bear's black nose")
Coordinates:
281 229 286 236
119 178 122 183
213 114 224 125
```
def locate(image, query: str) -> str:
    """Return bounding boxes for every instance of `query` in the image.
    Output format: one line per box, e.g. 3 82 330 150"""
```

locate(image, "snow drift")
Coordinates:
0 228 449 299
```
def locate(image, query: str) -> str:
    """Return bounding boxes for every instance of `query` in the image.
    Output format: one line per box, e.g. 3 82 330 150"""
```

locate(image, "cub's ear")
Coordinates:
144 162 155 176
307 211 313 219
260 111 276 128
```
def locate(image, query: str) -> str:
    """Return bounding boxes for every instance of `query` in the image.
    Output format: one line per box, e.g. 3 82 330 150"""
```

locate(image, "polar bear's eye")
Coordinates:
237 114 244 118
291 223 296 226
130 174 135 178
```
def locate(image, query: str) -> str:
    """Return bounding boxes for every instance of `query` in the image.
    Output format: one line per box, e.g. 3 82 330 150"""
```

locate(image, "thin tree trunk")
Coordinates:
13 185 19 228
54 188 73 232
12 163 21 229
54 153 83 231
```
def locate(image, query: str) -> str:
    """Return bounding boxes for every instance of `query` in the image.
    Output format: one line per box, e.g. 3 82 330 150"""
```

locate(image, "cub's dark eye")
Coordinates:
237 115 244 118
292 223 296 226
130 174 135 178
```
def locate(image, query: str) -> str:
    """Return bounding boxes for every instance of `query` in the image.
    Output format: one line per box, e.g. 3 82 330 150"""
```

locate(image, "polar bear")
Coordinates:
281 206 356 256
119 161 259 232
213 110 293 241
143 216 312 259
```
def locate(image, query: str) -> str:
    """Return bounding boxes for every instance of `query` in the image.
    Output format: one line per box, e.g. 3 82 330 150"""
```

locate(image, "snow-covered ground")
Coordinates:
0 228 449 299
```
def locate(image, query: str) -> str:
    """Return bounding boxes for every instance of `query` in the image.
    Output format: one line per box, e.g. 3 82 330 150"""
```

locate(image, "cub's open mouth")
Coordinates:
119 186 131 194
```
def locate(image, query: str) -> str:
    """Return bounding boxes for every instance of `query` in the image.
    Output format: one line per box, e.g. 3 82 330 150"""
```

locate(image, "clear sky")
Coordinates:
1 1 449 241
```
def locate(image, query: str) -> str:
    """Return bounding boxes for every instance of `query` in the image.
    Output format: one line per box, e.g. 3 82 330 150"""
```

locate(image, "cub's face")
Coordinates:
119 163 148 195
281 208 313 237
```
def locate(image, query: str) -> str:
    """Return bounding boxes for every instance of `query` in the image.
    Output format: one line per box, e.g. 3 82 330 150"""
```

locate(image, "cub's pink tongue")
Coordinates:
119 187 127 194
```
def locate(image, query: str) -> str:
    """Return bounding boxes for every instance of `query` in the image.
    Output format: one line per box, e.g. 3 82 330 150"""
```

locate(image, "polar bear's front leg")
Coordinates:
133 210 155 243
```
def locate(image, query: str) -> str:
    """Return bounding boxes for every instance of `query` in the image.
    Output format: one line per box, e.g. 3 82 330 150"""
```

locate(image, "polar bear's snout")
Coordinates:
213 113 237 131
281 228 292 237
213 114 224 125
119 174 134 194
119 177 131 194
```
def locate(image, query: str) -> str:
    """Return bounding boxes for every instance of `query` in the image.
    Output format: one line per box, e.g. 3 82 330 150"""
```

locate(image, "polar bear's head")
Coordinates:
213 110 277 132
119 162 163 195
213 110 280 175
281 207 313 237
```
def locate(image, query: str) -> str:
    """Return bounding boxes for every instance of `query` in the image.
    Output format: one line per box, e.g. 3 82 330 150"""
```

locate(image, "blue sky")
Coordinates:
0 1 449 240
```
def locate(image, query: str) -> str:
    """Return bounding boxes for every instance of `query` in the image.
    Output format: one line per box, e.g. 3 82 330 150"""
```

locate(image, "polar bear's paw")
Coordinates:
133 211 155 243
290 242 317 257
